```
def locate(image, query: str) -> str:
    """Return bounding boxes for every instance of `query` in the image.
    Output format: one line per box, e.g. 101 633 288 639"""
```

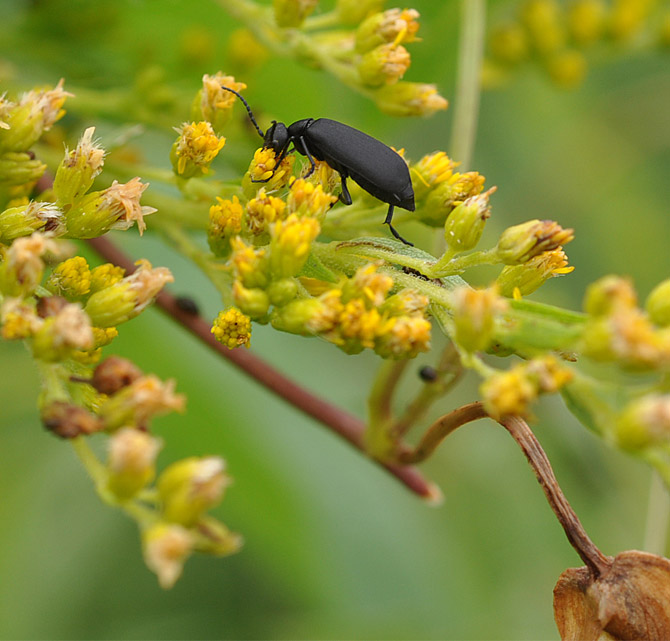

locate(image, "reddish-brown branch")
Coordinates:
398 401 611 577
85 235 437 500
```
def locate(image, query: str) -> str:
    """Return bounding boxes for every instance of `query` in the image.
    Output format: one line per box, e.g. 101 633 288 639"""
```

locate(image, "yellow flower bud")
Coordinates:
481 366 537 420
1 298 43 340
609 0 654 41
358 44 411 87
245 189 286 237
170 121 225 178
230 237 270 289
488 23 529 64
645 279 670 327
567 0 606 45
106 427 162 500
269 213 320 279
46 255 91 298
286 178 336 220
208 196 243 256
546 49 587 89
520 0 566 56
158 456 230 527
142 522 194 589
356 9 420 53
89 263 125 293
342 262 393 307
374 315 431 359
495 219 574 265
411 151 458 201
374 82 448 117
211 307 252 349
273 0 319 28
451 286 507 353
53 127 105 207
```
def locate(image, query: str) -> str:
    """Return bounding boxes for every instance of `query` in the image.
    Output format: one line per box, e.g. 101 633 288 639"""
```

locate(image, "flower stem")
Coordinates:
449 0 486 170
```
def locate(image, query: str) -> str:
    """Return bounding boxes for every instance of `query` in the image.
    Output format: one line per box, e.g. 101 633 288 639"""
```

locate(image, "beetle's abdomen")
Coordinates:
305 119 415 211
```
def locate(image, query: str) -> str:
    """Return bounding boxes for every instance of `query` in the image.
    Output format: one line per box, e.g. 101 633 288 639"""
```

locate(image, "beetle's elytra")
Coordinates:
221 86 415 245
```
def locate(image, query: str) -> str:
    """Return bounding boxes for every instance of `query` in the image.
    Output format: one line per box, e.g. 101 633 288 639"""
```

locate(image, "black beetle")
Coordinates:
221 86 415 245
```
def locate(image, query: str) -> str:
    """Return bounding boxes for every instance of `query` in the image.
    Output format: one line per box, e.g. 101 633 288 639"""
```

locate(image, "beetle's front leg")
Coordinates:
295 137 317 178
251 143 294 183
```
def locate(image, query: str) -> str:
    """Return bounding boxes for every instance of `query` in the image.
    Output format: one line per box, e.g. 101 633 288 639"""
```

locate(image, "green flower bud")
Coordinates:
336 0 384 24
106 427 162 500
584 275 637 317
273 0 318 28
267 278 299 306
158 456 229 527
192 515 243 557
53 127 105 207
270 297 323 335
232 281 270 319
0 151 47 186
0 201 64 243
615 395 670 450
444 192 492 253
355 9 420 53
646 279 670 327
451 286 507 353
358 44 411 88
495 219 574 265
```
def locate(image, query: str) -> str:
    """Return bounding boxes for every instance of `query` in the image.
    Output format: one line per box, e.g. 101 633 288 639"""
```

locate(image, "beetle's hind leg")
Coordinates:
384 205 413 246
339 174 353 205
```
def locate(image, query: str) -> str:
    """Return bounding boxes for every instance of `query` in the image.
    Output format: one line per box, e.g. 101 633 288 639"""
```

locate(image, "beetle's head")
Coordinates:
263 121 289 154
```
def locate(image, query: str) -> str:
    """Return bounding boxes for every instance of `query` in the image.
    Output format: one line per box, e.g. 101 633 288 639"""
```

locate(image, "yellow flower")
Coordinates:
89 263 125 293
0 232 62 297
46 255 92 298
286 178 337 220
0 298 43 339
411 151 458 199
481 365 538 419
356 8 421 53
451 286 508 353
269 213 320 279
195 73 247 131
211 307 252 349
171 121 225 178
230 236 269 289
497 247 573 297
242 147 294 197
245 189 286 236
375 315 431 358
338 298 384 352
208 195 243 256
343 262 393 307
567 0 606 45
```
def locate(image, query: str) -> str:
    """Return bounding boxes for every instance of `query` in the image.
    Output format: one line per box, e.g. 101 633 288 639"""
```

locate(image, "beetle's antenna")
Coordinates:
221 86 265 139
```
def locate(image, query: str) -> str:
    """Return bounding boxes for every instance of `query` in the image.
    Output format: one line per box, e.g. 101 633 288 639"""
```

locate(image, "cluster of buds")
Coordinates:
485 0 668 88
481 354 574 419
579 275 670 370
256 2 447 116
272 262 431 358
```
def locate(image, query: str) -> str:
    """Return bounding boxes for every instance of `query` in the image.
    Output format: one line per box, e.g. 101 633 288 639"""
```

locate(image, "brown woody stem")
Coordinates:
398 401 612 577
85 235 437 500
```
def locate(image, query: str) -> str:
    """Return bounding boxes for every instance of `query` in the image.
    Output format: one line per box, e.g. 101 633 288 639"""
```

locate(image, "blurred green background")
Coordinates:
1 0 669 638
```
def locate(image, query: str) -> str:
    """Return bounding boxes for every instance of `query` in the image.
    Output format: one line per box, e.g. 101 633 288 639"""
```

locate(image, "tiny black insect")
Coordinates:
174 295 200 315
418 365 438 383
221 86 415 245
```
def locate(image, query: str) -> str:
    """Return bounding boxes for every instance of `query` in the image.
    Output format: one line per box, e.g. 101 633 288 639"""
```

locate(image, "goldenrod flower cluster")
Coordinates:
485 0 667 88
224 2 447 116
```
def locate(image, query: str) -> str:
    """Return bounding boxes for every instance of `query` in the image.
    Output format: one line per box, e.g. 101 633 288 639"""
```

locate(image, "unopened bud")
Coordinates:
646 279 670 327
92 356 143 395
358 44 411 87
142 522 194 589
584 275 637 317
107 427 162 500
444 190 493 253
273 0 318 28
495 219 574 265
42 401 103 439
356 9 420 53
0 151 47 186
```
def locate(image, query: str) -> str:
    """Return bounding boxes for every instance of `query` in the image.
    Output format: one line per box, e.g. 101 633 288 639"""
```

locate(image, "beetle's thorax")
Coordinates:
286 119 314 140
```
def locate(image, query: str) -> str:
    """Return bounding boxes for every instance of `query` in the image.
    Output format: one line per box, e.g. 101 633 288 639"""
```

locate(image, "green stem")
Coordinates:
449 0 487 170
643 469 670 556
